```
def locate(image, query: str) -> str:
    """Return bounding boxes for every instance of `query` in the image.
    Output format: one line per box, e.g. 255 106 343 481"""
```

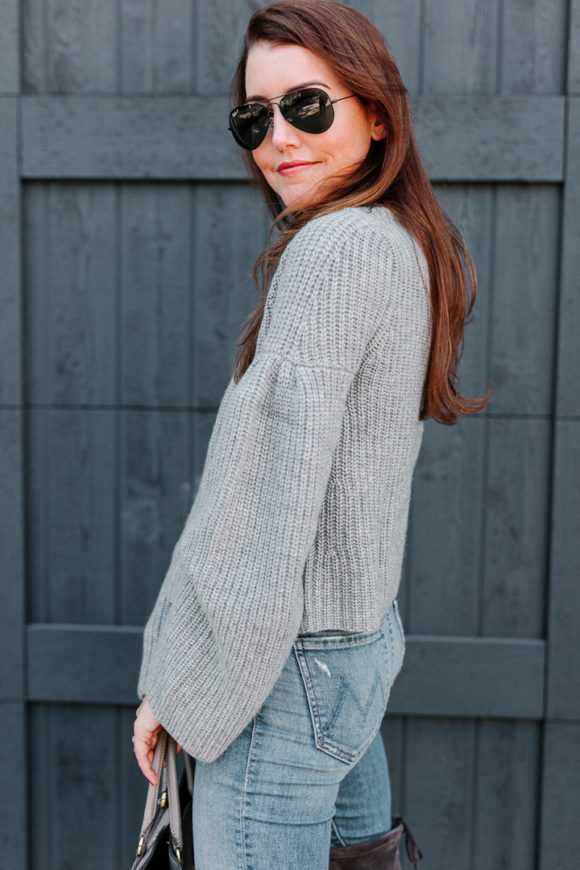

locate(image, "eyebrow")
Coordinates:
245 80 330 102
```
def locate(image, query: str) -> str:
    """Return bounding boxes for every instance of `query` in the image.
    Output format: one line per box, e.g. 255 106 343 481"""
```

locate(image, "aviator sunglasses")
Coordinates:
228 87 357 151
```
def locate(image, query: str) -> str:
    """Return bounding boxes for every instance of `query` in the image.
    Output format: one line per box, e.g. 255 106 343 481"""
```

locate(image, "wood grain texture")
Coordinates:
407 416 485 636
0 0 18 93
482 418 550 638
539 722 580 869
26 409 117 624
119 183 192 407
0 703 27 868
29 704 119 870
0 98 20 405
570 0 580 92
489 184 560 415
556 98 580 416
23 183 118 406
501 0 567 94
545 422 580 719
0 411 25 699
120 0 195 94
422 0 499 95
21 95 565 181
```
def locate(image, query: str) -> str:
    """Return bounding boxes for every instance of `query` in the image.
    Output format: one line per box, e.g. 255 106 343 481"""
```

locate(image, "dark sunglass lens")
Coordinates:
229 103 270 150
281 88 334 134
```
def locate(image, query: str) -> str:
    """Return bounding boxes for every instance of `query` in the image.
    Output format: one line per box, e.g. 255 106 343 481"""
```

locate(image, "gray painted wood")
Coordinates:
27 409 117 624
0 702 27 869
408 416 485 636
120 0 196 95
489 185 560 416
546 422 580 720
23 183 118 406
421 0 499 95
555 98 580 416
472 720 540 870
0 1 18 93
570 0 580 92
501 0 567 94
539 722 580 868
404 718 474 867
0 85 26 868
29 704 119 870
0 98 20 405
0 411 24 699
21 95 565 181
482 419 551 638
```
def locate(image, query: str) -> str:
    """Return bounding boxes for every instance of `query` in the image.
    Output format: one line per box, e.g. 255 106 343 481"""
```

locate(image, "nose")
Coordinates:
269 103 301 150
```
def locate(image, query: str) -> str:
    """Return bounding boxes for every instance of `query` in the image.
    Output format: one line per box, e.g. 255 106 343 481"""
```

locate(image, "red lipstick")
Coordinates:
277 161 316 174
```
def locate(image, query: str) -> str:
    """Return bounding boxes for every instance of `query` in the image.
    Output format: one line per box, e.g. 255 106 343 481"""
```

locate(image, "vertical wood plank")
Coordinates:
24 183 118 406
46 0 117 93
119 184 192 407
501 0 567 93
0 0 19 93
0 99 20 404
408 416 485 635
422 0 499 94
472 721 540 869
482 418 550 638
569 0 580 93
26 409 117 623
0 703 27 867
22 0 46 94
119 0 195 94
29 705 119 870
539 723 580 868
0 92 26 864
555 99 580 415
490 185 560 416
403 718 475 866
545 422 580 718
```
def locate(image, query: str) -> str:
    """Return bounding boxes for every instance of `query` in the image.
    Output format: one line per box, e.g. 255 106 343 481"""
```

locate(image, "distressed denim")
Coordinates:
192 599 405 870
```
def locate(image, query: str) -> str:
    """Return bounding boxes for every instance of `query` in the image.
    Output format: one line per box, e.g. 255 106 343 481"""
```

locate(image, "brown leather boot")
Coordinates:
328 816 422 869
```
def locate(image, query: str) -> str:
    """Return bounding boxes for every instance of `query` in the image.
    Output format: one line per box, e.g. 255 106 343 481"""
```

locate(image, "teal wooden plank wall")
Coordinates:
0 1 577 867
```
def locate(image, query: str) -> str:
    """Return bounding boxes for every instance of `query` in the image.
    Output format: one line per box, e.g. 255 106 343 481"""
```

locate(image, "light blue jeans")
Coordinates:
192 599 405 869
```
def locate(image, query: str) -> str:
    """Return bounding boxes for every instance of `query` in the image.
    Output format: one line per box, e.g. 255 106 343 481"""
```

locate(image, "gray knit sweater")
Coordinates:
137 204 432 762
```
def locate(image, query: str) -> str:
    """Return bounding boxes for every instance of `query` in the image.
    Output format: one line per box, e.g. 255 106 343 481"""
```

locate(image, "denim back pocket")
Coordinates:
293 627 391 765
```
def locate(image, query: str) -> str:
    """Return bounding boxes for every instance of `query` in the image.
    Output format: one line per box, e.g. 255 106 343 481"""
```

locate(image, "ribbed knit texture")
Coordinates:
137 204 432 762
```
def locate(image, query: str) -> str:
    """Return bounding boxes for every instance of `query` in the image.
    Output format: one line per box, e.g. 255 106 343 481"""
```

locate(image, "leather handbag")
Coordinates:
130 729 195 869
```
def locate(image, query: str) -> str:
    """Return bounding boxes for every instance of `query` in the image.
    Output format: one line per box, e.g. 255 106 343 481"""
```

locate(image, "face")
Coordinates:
243 42 386 209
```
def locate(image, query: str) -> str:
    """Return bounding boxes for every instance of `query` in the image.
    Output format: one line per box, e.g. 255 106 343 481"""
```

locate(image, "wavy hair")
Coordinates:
230 0 492 424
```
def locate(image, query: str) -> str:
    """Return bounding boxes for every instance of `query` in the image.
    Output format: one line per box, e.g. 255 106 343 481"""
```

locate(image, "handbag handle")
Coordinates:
135 730 184 861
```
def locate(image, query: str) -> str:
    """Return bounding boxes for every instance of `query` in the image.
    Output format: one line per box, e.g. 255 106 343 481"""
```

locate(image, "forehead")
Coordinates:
244 42 339 99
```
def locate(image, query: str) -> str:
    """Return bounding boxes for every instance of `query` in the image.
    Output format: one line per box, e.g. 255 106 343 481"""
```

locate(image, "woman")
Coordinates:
133 1 491 867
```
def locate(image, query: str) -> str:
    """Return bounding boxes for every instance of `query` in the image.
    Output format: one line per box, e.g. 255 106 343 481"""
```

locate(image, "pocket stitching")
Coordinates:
293 637 388 765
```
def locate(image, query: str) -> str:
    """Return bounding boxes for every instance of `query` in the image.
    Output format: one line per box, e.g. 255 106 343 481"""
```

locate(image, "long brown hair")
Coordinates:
230 0 492 424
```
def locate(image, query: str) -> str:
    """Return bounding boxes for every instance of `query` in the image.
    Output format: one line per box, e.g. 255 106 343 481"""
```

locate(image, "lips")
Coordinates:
277 161 316 173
